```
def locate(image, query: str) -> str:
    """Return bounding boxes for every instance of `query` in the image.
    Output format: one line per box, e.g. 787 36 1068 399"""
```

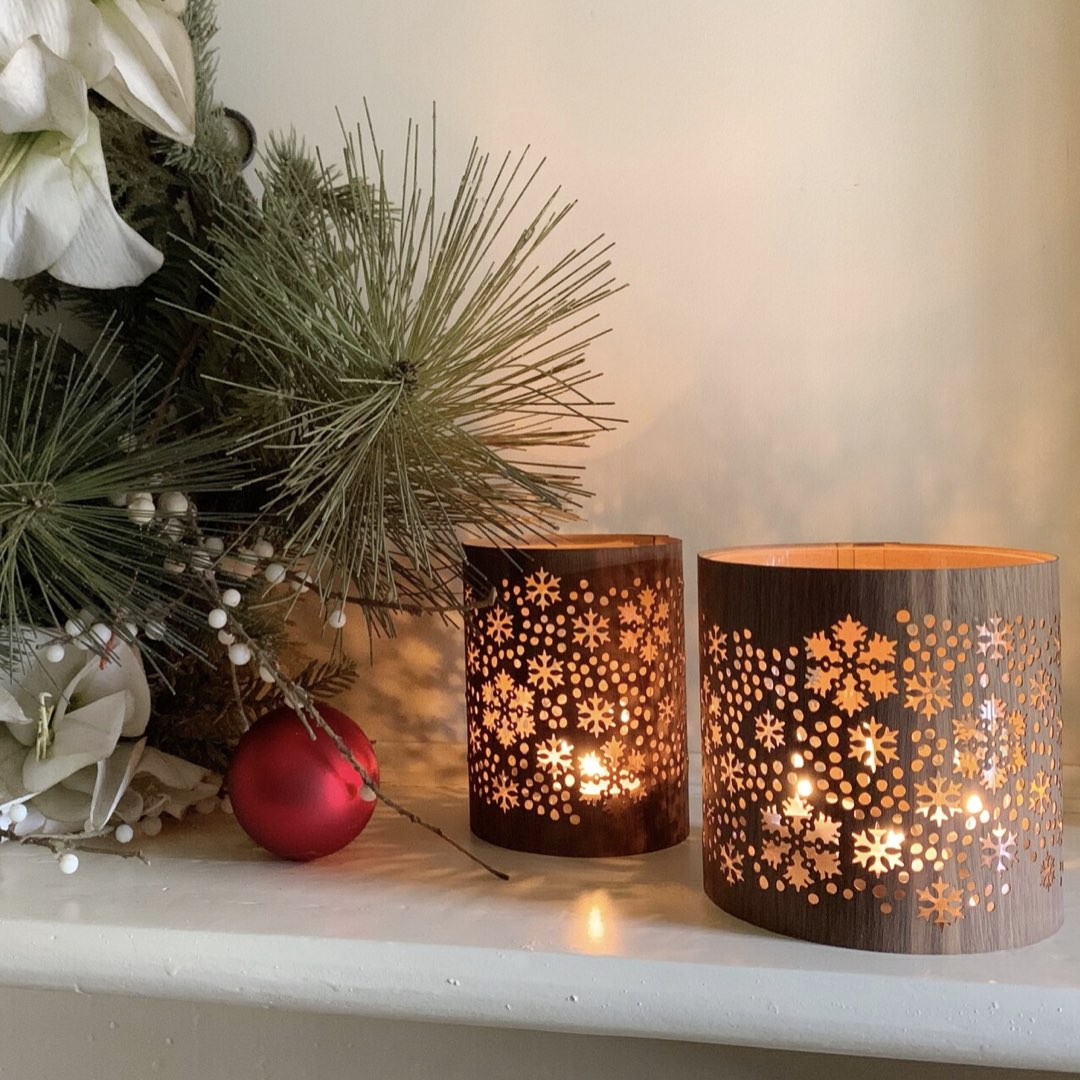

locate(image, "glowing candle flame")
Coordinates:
796 778 813 798
965 794 983 814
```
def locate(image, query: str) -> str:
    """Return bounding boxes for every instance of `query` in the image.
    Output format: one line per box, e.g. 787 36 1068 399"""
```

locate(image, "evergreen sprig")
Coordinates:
0 324 247 671
188 113 621 628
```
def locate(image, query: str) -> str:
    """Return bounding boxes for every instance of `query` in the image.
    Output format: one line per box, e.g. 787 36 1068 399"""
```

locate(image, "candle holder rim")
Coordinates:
465 532 681 552
697 541 1057 572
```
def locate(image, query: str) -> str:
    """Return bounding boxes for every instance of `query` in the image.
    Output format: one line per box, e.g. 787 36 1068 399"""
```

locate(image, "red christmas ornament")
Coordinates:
227 703 379 861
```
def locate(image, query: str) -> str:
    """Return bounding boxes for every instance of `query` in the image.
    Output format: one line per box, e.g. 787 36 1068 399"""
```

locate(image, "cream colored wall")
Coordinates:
217 1 1079 765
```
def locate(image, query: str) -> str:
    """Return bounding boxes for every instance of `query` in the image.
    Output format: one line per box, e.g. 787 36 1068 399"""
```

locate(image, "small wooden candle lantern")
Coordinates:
464 535 689 856
698 543 1062 953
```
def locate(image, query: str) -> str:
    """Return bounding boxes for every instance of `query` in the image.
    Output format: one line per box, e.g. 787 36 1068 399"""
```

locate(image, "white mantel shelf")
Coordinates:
0 747 1076 1075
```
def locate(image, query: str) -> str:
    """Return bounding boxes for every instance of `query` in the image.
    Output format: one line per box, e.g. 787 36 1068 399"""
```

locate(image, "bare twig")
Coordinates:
0 825 150 864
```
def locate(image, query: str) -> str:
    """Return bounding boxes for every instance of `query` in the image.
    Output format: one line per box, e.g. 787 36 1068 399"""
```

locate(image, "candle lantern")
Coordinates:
464 535 689 857
698 543 1062 953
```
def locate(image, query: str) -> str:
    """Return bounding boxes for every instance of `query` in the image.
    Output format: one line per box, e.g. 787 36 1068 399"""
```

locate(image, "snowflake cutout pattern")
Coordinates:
526 651 564 692
1029 769 1052 815
852 827 905 874
976 617 1013 661
618 584 671 664
572 609 609 650
717 839 745 884
980 827 1017 874
706 625 728 664
717 750 745 793
953 697 1025 792
1041 853 1057 889
804 615 898 717
761 807 842 891
523 568 561 610
754 710 785 751
492 773 520 811
1028 668 1052 712
577 694 615 737
535 736 574 776
482 670 536 747
914 776 964 825
904 667 952 720
917 879 964 927
846 717 899 772
486 605 513 644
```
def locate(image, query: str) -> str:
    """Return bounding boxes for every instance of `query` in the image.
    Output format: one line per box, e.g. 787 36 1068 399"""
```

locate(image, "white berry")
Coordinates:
228 643 252 666
196 797 217 815
264 562 286 585
58 852 79 874
258 665 276 684
140 817 162 837
114 823 134 844
208 608 228 629
162 517 185 541
158 492 189 516
145 621 166 641
127 495 155 525
217 630 235 646
203 537 225 555
252 539 275 560
220 795 233 815
163 558 186 575
8 803 28 824
44 644 65 663
107 492 128 507
221 588 241 609
327 608 347 629
89 623 112 647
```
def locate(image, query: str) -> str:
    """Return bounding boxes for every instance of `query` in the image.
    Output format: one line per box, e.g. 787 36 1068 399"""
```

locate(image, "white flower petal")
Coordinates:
0 684 28 727
68 639 151 737
0 130 81 280
28 783 93 831
93 0 195 144
132 746 219 818
21 688 128 792
88 736 145 829
0 37 89 138
0 0 112 83
48 111 163 287
0 727 31 801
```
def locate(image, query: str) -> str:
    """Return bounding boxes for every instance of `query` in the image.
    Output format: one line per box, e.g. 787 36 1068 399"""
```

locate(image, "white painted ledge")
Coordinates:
0 746 1075 1074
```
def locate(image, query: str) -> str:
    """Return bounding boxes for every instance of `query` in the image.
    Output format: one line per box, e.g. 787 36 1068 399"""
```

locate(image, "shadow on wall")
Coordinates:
289 598 467 745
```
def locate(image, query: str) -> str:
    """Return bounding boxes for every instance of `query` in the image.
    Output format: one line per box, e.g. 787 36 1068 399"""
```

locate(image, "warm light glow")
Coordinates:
965 794 984 814
887 829 905 846
791 752 805 768
796 778 814 798
864 737 877 771
620 708 630 723
587 904 605 942
578 752 610 797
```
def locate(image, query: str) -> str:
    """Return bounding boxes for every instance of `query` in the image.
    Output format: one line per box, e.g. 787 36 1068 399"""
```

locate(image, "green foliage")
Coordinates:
190 115 620 628
0 324 247 672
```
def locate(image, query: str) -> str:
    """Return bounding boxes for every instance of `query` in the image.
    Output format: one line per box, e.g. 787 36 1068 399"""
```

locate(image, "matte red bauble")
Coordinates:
227 703 379 861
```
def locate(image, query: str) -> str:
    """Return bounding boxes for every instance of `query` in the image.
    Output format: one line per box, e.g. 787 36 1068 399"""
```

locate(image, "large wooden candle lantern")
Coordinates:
698 543 1062 953
464 535 689 856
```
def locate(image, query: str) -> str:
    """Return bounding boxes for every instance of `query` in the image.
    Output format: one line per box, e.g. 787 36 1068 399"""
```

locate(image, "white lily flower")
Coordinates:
0 0 113 87
93 0 196 145
0 37 163 286
0 633 217 837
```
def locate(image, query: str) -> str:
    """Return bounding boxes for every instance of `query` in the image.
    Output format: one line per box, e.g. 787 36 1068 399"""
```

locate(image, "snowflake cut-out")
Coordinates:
536 736 574 776
526 651 564 692
706 625 728 664
952 697 1025 792
492 773 520 811
572 609 609 650
523 568 561 610
914 776 964 825
717 839 745 884
804 616 897 717
761 806 841 891
976 617 1013 661
754 710 785 751
917 879 964 927
577 694 615 737
980 827 1017 874
904 667 952 720
852 827 904 874
846 717 898 772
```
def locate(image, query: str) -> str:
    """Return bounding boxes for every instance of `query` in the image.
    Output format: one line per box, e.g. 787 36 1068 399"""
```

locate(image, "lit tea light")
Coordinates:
965 794 984 815
796 778 814 798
